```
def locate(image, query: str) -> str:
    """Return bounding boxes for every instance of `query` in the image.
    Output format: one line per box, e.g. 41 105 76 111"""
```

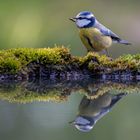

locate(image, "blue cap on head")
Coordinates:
76 11 94 18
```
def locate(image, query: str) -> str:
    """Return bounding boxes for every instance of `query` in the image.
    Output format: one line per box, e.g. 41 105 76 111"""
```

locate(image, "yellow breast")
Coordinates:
79 28 112 52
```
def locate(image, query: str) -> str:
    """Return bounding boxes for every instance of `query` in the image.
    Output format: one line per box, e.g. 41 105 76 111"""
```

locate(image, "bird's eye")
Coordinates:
78 17 83 20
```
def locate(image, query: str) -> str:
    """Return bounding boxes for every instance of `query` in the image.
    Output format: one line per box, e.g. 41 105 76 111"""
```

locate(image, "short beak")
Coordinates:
69 17 76 22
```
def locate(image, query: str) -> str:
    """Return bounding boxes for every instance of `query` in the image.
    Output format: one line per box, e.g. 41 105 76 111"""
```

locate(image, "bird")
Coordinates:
70 11 131 55
70 92 127 132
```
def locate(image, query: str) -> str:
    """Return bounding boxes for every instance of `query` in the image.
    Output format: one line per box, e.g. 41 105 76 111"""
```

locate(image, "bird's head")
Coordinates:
69 116 95 132
70 11 96 28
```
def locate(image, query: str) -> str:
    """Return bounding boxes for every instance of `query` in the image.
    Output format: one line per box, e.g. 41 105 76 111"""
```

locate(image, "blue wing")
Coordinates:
94 20 131 45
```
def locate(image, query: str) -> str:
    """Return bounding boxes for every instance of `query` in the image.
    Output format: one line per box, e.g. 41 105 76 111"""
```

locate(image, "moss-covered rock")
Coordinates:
0 46 139 80
0 46 71 74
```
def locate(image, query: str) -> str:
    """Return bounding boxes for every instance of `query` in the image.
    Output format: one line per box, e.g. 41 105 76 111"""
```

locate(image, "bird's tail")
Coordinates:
119 39 132 45
109 93 127 107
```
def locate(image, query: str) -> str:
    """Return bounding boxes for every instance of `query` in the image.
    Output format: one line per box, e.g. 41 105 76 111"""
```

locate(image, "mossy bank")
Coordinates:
0 46 140 81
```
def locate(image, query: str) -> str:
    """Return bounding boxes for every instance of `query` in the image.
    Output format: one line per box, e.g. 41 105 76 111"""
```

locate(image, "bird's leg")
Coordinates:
101 49 110 57
103 49 113 61
105 49 110 57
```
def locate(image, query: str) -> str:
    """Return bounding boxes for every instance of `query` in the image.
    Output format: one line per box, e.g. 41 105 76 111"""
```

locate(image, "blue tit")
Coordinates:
70 92 127 132
70 11 131 54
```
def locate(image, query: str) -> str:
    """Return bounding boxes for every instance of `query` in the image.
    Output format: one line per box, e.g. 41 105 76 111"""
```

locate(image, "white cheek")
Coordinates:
76 19 91 27
75 117 90 125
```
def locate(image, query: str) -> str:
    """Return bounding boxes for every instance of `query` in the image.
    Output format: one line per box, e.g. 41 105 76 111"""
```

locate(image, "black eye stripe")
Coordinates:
75 17 83 20
77 17 90 20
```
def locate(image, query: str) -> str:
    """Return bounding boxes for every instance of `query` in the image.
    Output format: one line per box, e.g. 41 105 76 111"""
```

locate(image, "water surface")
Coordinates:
0 79 140 140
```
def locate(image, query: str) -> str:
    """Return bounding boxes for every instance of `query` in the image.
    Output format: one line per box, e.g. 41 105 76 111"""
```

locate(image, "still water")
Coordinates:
0 79 140 140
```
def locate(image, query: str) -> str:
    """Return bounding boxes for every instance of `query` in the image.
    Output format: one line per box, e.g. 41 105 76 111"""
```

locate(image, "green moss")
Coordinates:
114 54 140 70
0 46 139 74
0 57 21 74
84 52 140 71
0 46 71 74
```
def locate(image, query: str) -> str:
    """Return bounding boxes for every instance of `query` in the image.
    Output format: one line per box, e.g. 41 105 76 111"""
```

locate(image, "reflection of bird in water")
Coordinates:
70 92 127 132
